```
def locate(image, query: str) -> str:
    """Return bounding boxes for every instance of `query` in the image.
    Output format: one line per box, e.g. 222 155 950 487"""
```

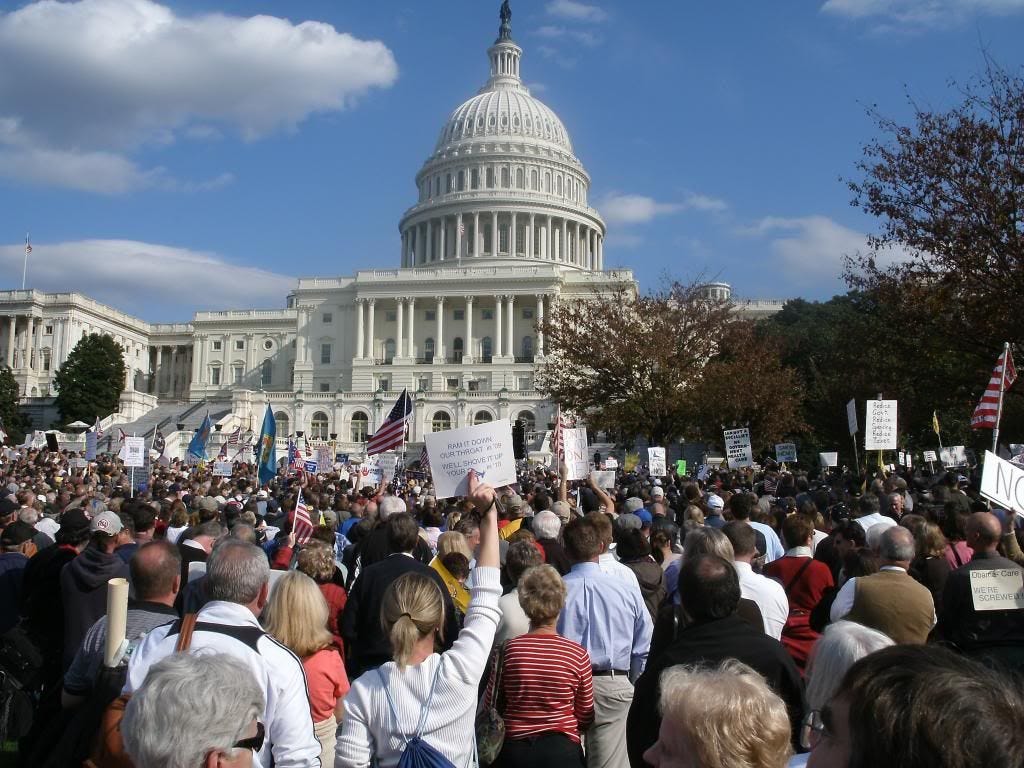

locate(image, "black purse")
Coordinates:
475 642 507 766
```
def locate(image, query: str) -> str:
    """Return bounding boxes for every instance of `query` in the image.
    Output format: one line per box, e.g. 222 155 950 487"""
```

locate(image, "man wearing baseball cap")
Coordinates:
59 510 130 669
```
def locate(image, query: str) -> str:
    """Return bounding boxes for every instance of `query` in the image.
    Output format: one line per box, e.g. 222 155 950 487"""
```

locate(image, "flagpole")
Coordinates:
22 233 30 290
992 342 1011 455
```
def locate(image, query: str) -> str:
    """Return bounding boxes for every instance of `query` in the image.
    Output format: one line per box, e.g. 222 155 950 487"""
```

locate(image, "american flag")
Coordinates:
293 489 314 545
287 439 299 468
972 346 1017 429
550 405 568 468
419 444 431 473
366 389 413 455
152 429 165 457
227 426 241 445
232 440 251 461
117 428 127 445
93 416 104 439
218 439 228 458
24 235 31 255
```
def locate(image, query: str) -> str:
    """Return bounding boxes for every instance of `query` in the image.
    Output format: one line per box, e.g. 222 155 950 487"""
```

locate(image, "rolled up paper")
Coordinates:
104 577 130 668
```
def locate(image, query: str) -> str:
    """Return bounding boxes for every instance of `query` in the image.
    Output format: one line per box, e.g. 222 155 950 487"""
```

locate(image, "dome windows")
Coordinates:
515 168 524 188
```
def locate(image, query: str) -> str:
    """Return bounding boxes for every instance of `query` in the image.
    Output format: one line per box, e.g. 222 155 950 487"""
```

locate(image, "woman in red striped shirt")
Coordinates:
484 564 594 768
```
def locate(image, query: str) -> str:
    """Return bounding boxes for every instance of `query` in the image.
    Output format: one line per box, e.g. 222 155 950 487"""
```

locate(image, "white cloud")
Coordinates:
0 0 398 193
0 239 295 319
599 193 728 225
605 233 644 249
821 0 1024 26
535 25 602 46
546 0 609 22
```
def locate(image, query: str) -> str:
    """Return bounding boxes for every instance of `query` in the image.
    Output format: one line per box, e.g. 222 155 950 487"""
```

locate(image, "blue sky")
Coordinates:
1 0 1022 321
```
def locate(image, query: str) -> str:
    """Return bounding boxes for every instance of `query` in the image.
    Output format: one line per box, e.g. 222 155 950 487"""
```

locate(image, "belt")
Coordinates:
591 668 630 677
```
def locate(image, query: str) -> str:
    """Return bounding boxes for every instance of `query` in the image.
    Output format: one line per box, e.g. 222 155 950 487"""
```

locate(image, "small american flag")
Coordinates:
551 405 567 468
287 439 299 468
93 416 104 439
366 389 412 455
227 426 241 445
293 489 314 545
218 439 228 458
419 445 431 473
24 235 32 255
971 345 1017 429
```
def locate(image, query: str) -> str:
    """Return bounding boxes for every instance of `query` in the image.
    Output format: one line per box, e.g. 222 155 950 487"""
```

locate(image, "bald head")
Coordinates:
967 512 1002 552
878 525 916 566
130 540 182 603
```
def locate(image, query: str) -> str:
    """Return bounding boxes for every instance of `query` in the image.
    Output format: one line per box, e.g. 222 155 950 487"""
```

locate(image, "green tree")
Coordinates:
0 366 29 444
53 333 126 425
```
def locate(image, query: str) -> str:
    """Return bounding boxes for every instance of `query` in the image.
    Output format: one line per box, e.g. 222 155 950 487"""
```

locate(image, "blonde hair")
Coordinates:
261 571 333 658
436 531 472 561
517 565 566 624
656 660 792 768
297 541 335 583
915 522 947 560
381 572 444 670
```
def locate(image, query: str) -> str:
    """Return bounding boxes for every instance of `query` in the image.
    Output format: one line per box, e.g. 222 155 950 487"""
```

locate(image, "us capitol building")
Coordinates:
0 4 783 456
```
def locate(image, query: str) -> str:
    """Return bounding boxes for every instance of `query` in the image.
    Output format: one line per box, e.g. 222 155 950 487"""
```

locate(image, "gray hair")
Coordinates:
682 527 735 563
805 620 894 710
206 540 269 604
878 525 916 562
122 652 264 768
378 495 406 520
532 510 561 540
18 507 39 525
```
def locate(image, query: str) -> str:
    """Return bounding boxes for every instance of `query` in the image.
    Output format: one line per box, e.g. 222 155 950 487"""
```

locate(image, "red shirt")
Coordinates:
302 646 349 721
484 633 594 743
318 581 348 655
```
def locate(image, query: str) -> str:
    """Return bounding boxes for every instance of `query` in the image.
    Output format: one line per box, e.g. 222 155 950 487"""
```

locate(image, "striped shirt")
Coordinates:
484 633 594 744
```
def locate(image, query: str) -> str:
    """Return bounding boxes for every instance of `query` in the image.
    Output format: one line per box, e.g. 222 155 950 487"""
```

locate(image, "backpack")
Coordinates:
377 663 458 768
0 622 47 742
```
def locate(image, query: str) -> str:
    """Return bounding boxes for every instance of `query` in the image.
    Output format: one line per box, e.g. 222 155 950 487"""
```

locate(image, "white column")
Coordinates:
506 295 515 358
33 317 42 370
417 224 426 265
6 316 16 369
598 234 604 270
511 212 518 257
356 299 365 359
495 296 504 358
426 220 433 262
546 216 553 260
366 299 376 361
537 295 545 357
528 214 535 258
155 346 163 393
439 216 446 261
196 335 206 385
455 213 463 259
473 212 480 256
407 298 416 358
491 211 498 256
465 296 474 362
575 222 582 266
396 299 404 358
435 297 445 360
561 219 568 263
168 345 177 398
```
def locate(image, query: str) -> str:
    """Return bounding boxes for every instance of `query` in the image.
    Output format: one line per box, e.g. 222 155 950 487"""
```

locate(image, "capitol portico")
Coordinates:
0 3 783 456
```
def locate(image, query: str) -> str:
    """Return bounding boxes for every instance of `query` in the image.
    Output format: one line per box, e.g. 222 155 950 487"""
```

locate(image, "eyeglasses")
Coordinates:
800 709 827 751
233 721 265 753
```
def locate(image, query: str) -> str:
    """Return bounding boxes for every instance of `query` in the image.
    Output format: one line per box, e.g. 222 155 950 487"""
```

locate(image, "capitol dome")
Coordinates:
398 2 606 273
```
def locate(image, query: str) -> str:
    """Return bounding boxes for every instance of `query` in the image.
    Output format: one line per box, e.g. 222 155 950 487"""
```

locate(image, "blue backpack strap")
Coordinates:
414 659 444 738
377 667 410 747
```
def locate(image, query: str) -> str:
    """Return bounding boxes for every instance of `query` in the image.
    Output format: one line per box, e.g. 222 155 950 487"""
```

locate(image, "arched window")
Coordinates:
521 336 534 360
274 412 290 437
310 411 329 440
384 338 395 363
473 411 494 425
471 169 479 189
530 169 538 190
516 410 536 433
501 167 510 187
431 411 452 432
350 412 368 443
424 337 435 363
481 336 492 362
260 359 272 389
453 337 464 357
486 168 494 188
446 173 453 192
556 176 563 196
457 170 465 191
544 171 551 192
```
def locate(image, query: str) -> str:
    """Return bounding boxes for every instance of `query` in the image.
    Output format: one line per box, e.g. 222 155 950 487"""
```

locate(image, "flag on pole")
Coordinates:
256 406 277 486
218 439 228 459
550 405 568 468
366 389 413 455
293 489 314 545
932 411 941 436
287 439 299 468
419 444 431 473
24 235 31 256
187 412 213 460
93 416 104 439
227 426 241 445
152 429 165 458
971 347 1017 429
233 440 252 461
117 428 127 445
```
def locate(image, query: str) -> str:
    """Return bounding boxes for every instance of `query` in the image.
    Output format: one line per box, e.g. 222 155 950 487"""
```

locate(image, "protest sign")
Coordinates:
563 428 590 481
723 428 753 469
357 458 382 489
85 431 98 461
847 399 858 436
923 450 938 462
72 457 89 469
675 459 687 476
317 445 333 470
379 453 399 483
123 437 146 468
603 457 618 470
819 452 839 468
969 568 1024 611
303 460 319 475
898 451 906 467
336 453 350 464
775 443 798 464
648 447 667 477
697 464 709 481
864 400 897 450
424 419 517 499
590 470 616 489
941 445 968 468
980 451 1024 514
213 461 233 477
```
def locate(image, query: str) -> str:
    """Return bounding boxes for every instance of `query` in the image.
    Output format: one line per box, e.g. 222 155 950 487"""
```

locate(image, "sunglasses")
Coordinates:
233 721 265 753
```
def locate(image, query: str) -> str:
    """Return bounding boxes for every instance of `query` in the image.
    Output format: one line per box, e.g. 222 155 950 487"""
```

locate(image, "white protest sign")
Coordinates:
562 428 590 481
906 453 913 469
980 451 1024 514
923 450 938 462
648 447 667 477
775 443 798 464
213 460 233 477
602 457 618 470
122 437 146 468
424 419 517 499
970 568 1024 611
941 445 968 468
819 452 839 468
357 458 382 489
379 453 399 483
73 457 89 469
898 451 906 466
590 470 616 488
85 431 97 461
864 400 897 450
723 428 753 469
847 399 858 436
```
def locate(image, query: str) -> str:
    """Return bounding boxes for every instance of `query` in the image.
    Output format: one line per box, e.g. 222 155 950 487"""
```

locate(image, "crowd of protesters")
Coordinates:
0 442 1023 768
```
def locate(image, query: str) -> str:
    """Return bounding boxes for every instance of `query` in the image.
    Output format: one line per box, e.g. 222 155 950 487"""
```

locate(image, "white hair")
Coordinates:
865 522 889 553
122 652 264 768
532 510 562 540
805 620 894 710
18 507 39 525
378 495 407 520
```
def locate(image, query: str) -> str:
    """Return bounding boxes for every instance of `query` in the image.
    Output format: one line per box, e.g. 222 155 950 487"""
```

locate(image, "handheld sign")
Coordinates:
85 431 98 461
563 428 590 481
819 452 839 468
603 457 618 470
723 428 753 469
676 459 687 476
424 419 517 499
941 445 968 468
981 451 1024 514
213 461 233 477
303 460 319 475
648 447 667 477
847 399 858 436
864 400 897 450
379 453 399 483
123 437 146 468
969 568 1024 611
775 443 798 464
590 470 616 489
923 450 938 462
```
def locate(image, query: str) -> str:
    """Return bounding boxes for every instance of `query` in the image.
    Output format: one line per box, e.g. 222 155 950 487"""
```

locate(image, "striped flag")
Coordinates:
227 426 241 445
232 440 251 462
287 439 299 468
218 439 228 458
24 235 31 256
419 444 431 473
550 405 569 469
366 389 413 455
293 490 314 545
93 416 104 439
971 347 1017 429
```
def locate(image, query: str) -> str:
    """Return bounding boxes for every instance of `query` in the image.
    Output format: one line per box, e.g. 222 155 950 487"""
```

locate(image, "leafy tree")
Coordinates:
0 366 29 444
53 333 126 425
536 280 804 447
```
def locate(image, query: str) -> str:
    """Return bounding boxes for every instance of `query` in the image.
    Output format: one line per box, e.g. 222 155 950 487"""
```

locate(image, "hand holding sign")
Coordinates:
424 420 517 499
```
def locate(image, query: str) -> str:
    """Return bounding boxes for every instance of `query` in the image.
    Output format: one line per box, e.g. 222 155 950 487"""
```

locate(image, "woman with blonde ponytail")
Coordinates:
338 469 502 768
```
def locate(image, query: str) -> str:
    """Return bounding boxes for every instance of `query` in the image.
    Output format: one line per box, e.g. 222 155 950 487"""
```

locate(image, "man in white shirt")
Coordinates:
852 493 896 534
728 492 784 563
125 540 321 768
723 522 789 640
